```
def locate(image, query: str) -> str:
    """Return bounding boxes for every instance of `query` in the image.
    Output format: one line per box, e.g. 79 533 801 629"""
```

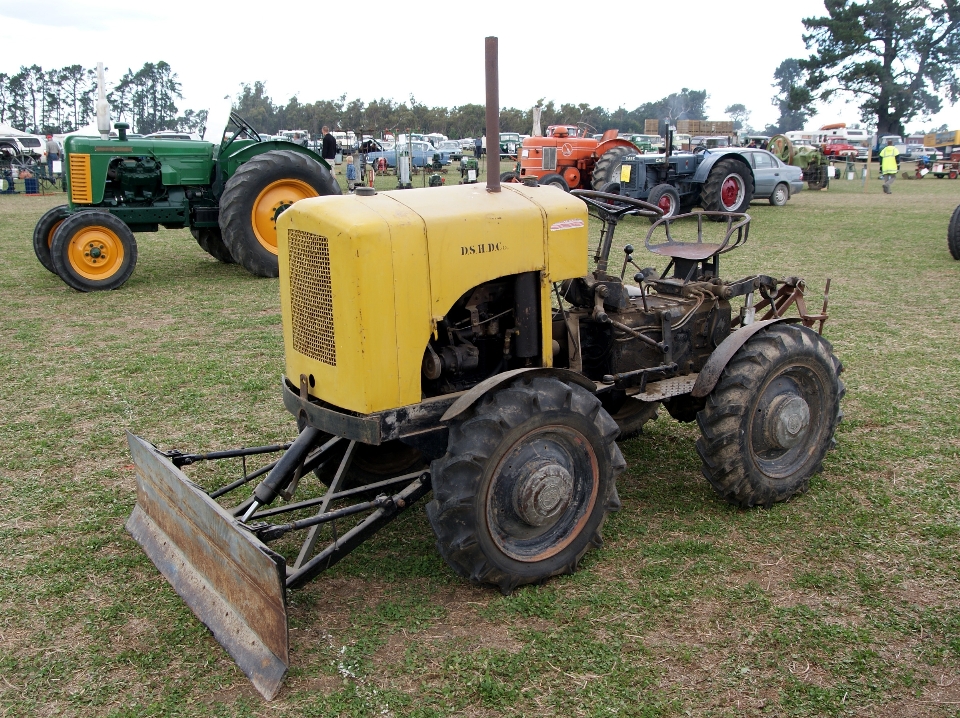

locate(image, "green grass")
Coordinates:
1 165 959 717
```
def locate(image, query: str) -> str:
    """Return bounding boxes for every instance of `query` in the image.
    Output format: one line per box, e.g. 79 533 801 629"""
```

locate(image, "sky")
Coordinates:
1 0 957 138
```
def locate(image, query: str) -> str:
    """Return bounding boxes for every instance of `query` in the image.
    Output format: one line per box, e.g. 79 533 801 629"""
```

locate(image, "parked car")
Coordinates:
365 140 452 168
499 132 521 158
458 137 474 150
0 133 46 164
437 140 462 161
743 149 804 205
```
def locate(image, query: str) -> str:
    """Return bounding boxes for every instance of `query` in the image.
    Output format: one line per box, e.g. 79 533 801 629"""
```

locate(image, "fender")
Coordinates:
691 150 753 185
595 138 641 157
691 318 799 398
441 367 597 423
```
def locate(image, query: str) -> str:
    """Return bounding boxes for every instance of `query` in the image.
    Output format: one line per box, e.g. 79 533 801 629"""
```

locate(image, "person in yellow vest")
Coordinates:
879 138 900 194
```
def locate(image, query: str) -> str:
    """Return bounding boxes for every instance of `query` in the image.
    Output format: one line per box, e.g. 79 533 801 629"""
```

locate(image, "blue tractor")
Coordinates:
604 133 756 218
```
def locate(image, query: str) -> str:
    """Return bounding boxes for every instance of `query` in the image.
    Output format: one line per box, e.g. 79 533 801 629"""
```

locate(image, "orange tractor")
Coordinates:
504 124 639 191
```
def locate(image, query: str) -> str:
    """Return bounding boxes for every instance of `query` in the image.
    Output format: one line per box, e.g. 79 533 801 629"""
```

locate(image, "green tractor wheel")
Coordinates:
220 150 340 278
33 204 70 275
768 135 794 165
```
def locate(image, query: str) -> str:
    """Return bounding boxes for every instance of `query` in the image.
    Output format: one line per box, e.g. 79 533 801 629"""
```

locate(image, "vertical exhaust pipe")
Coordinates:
485 36 500 193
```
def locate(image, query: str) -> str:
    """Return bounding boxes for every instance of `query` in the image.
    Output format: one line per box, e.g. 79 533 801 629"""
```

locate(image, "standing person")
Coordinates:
345 156 357 191
322 126 338 175
474 136 482 158
45 135 59 176
879 138 900 194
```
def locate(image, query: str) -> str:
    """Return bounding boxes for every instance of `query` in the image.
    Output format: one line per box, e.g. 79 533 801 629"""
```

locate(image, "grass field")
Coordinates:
1 163 959 717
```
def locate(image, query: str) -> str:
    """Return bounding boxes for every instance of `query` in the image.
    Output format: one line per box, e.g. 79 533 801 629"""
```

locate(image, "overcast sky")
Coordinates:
1 0 957 137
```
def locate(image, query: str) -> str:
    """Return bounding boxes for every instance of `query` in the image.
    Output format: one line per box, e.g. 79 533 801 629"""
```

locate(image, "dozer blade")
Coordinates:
125 432 288 700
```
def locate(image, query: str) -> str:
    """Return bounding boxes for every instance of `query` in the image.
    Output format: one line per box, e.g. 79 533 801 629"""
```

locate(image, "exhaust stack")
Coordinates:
95 62 111 139
485 37 500 193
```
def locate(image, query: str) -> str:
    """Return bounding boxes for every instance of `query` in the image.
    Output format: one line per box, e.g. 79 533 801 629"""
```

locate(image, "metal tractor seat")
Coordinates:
644 211 750 281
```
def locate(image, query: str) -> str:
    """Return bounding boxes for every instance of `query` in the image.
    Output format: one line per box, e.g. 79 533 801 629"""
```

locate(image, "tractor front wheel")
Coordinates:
696 324 844 508
33 204 70 274
500 171 520 183
646 184 681 223
427 376 624 594
191 226 235 264
539 173 570 192
610 398 659 440
50 212 137 292
220 150 339 278
948 204 960 260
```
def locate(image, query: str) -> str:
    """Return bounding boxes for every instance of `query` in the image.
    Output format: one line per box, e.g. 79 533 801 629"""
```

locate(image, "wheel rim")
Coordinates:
67 225 124 280
250 178 317 254
485 424 599 562
657 193 676 215
748 366 825 479
47 218 64 248
774 187 787 204
720 174 745 210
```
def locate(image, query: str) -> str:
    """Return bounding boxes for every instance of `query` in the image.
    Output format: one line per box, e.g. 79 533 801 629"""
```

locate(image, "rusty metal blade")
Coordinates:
125 432 288 700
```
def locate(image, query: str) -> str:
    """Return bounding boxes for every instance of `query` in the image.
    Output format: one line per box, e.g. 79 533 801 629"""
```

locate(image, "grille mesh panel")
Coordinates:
542 146 557 171
288 229 336 366
69 154 92 203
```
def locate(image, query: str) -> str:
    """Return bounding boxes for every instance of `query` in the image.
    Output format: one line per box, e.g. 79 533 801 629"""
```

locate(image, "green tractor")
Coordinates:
33 113 339 291
768 134 830 191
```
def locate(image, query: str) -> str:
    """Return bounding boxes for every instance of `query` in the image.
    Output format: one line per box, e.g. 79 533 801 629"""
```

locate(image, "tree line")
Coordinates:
0 62 206 135
233 82 709 137
3 3 957 140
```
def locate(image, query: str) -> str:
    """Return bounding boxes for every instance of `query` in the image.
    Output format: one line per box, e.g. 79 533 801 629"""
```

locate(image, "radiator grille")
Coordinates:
288 229 336 366
69 154 92 203
542 146 557 171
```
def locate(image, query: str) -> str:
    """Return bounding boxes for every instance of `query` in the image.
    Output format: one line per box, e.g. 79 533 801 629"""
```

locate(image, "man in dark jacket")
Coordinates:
322 126 338 174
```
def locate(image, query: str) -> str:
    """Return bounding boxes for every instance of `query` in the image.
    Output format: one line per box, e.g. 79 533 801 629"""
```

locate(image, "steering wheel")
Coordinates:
571 189 663 222
221 112 262 152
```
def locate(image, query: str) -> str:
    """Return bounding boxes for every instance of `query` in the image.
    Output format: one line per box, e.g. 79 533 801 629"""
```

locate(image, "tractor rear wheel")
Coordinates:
539 173 570 191
220 150 339 278
427 376 624 594
591 146 633 190
695 323 844 508
646 184 681 223
50 211 137 292
701 158 753 214
33 204 70 274
949 204 960 260
191 226 235 263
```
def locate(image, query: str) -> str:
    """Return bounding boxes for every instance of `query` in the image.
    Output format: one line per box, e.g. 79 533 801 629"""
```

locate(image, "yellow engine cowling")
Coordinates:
276 183 588 415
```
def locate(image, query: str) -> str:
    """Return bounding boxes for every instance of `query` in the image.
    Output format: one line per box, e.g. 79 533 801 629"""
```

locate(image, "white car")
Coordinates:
144 131 202 141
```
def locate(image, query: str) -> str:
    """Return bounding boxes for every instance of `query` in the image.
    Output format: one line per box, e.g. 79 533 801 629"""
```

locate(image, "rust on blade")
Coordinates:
125 432 289 700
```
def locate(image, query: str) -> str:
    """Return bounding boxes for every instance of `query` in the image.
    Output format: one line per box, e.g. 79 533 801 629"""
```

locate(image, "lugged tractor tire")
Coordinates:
646 184 681 223
191 226 235 263
426 376 625 594
700 158 754 215
500 171 520 183
33 204 70 274
538 172 570 191
220 149 339 278
949 204 960 260
610 398 659 440
598 181 621 195
695 323 844 508
591 146 634 190
49 211 138 292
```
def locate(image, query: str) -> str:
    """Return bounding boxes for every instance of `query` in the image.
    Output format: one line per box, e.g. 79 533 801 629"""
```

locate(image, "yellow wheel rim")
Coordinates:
67 225 124 280
251 178 317 254
47 219 64 248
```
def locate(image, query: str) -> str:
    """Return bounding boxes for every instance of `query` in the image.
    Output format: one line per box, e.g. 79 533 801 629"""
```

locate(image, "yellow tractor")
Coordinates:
125 40 843 699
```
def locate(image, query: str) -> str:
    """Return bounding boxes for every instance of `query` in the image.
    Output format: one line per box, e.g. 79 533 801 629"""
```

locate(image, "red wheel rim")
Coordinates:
720 175 744 210
657 194 675 215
